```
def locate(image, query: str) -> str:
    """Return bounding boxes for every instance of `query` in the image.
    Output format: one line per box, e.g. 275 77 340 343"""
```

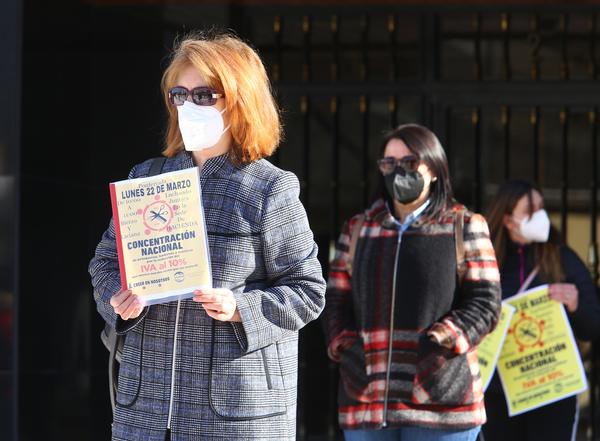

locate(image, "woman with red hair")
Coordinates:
89 32 326 441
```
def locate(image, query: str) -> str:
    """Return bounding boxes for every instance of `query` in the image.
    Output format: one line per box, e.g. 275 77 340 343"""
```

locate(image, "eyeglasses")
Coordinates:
168 86 224 106
377 155 420 175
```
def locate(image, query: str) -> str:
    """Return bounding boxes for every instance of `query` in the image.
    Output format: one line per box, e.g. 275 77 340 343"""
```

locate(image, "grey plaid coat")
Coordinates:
89 151 326 441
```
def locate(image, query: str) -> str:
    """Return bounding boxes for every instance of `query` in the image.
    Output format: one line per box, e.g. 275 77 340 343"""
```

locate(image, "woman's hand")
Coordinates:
193 288 241 322
327 336 355 362
110 289 144 320
549 283 579 313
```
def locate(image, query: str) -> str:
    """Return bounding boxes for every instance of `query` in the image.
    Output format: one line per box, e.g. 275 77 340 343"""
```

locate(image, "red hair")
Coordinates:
161 32 282 164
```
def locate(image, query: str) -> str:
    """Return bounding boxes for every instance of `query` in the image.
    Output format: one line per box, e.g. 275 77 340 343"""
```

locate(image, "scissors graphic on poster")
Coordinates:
150 204 169 223
509 311 545 352
142 199 174 232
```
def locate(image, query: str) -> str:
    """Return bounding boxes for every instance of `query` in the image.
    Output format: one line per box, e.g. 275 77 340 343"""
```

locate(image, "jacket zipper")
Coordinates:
382 233 402 428
166 299 182 430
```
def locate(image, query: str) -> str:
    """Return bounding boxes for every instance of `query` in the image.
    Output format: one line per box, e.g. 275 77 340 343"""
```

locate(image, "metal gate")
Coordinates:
227 4 600 440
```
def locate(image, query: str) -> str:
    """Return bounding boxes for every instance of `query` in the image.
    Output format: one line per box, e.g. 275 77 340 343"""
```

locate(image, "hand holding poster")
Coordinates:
497 285 587 416
477 302 516 391
110 167 211 305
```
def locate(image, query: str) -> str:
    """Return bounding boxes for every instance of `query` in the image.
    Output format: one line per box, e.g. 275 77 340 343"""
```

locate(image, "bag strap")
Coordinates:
347 214 366 277
107 156 167 413
107 328 119 411
148 156 167 176
455 209 467 286
518 266 540 293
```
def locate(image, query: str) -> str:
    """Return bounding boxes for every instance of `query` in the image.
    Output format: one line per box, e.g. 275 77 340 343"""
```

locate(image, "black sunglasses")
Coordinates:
168 86 224 106
377 155 420 175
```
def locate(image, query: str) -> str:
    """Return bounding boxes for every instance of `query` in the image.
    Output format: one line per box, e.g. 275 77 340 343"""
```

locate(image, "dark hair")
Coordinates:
485 179 564 283
374 123 454 221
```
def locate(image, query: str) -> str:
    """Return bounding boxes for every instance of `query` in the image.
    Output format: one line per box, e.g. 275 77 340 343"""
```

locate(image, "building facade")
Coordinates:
2 1 600 440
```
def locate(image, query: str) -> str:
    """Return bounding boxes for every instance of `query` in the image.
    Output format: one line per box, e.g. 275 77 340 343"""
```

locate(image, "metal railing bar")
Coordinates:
532 106 540 184
560 107 569 241
472 107 482 211
502 105 511 179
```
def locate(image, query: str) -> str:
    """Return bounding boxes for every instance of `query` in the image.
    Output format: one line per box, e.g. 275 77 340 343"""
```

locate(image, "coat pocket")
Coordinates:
411 333 474 406
209 339 287 420
338 337 370 403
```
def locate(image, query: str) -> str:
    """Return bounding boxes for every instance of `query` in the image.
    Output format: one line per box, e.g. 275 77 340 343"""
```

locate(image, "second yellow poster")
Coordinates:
497 285 587 416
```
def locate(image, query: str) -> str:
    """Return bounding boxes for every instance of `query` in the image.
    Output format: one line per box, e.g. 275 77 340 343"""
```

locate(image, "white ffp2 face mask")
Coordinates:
517 209 551 243
177 101 229 151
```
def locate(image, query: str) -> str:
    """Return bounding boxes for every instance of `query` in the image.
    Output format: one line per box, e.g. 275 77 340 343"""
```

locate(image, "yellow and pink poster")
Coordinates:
110 167 211 305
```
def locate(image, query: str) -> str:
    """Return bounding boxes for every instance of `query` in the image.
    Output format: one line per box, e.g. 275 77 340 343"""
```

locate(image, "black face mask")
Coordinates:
384 165 425 205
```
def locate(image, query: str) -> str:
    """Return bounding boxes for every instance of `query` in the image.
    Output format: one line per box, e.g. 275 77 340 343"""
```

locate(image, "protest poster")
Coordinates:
477 302 516 391
497 285 587 416
110 166 211 305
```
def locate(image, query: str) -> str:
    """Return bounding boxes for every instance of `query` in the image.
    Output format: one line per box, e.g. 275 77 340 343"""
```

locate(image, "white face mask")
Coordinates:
177 101 229 151
516 209 551 243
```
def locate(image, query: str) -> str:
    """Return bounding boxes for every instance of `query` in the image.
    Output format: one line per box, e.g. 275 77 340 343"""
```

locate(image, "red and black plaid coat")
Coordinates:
322 199 501 430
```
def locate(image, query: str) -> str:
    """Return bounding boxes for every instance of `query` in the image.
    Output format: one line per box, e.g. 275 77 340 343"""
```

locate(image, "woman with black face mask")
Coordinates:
482 180 600 441
322 124 502 441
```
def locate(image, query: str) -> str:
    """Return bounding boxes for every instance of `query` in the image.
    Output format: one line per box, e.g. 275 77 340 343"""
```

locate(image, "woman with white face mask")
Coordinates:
483 179 600 441
89 32 326 441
